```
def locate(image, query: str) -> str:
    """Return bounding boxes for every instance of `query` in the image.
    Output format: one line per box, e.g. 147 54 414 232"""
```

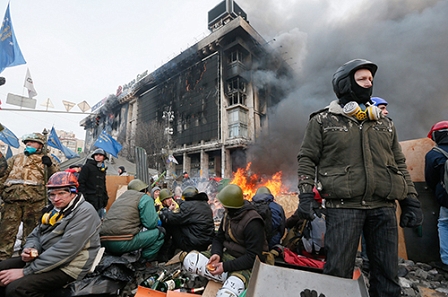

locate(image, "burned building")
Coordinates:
81 0 295 179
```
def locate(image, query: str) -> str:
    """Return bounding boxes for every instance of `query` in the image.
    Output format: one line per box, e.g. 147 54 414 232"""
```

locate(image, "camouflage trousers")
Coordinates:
0 199 45 260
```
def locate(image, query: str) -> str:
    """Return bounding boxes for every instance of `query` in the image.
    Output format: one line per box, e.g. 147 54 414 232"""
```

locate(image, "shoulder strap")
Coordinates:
433 146 448 159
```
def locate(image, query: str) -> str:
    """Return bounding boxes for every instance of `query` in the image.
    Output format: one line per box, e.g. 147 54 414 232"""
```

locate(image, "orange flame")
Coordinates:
229 162 285 199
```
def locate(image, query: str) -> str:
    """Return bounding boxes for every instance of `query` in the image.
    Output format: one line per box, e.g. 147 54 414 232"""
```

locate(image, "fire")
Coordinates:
229 162 285 199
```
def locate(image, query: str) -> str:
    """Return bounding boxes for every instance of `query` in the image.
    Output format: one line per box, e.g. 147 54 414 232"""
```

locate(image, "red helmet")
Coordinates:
427 121 448 141
47 171 79 189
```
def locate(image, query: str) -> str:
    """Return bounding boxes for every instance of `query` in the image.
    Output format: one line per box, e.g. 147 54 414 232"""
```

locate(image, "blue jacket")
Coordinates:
252 193 286 248
425 142 448 208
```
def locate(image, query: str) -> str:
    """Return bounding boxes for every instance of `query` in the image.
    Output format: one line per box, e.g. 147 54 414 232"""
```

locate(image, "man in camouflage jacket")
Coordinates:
0 132 59 260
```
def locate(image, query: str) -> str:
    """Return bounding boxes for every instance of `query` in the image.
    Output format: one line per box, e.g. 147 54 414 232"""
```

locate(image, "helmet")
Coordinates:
427 121 448 141
91 148 109 160
47 171 79 189
332 59 378 99
159 189 174 201
22 132 45 145
128 179 149 192
255 186 271 195
217 184 244 209
182 186 199 200
371 97 388 106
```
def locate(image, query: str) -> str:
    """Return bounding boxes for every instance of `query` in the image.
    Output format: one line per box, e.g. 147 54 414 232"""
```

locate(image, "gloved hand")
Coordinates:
41 156 52 166
399 194 423 228
157 226 166 237
300 289 325 297
298 193 321 221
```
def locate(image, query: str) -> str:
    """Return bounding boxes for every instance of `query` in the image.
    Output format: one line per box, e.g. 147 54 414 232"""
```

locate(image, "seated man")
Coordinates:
159 187 214 254
158 189 179 212
181 184 268 297
0 171 101 297
100 179 165 261
252 186 286 249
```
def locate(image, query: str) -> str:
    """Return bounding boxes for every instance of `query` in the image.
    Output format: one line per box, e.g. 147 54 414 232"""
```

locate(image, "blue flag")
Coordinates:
0 124 20 148
5 145 12 159
47 127 79 159
0 4 26 73
94 130 122 158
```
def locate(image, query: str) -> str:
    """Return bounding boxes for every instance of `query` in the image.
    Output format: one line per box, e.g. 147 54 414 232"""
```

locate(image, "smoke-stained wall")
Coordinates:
238 0 448 186
138 54 220 145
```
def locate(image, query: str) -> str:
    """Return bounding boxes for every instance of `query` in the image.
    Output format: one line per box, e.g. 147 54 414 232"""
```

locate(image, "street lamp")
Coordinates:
162 109 175 181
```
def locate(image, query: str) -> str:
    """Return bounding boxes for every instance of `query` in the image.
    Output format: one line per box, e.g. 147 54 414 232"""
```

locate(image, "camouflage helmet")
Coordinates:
46 171 79 189
128 179 149 192
217 184 244 209
91 148 109 160
255 186 271 195
182 186 199 200
159 189 174 202
22 132 45 145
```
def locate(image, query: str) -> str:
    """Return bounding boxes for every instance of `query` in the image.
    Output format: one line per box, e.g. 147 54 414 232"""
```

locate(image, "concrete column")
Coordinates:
200 142 209 179
183 150 191 174
223 147 232 178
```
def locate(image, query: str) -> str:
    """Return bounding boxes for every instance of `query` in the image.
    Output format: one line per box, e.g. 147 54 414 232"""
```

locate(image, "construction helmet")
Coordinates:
370 97 388 107
217 184 244 209
127 179 149 192
182 186 199 200
91 148 109 160
22 132 45 145
46 171 79 189
332 59 377 99
255 186 271 195
427 121 448 141
159 189 174 202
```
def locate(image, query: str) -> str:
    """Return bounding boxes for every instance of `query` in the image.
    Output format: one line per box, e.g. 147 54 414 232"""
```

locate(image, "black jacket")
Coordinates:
78 158 108 211
211 201 266 273
425 133 448 208
160 192 214 251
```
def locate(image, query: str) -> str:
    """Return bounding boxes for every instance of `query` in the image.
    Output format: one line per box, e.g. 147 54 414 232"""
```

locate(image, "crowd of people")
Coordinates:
0 58 445 297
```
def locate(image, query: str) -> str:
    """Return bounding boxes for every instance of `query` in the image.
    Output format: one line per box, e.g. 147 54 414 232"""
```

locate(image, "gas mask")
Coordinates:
343 101 382 121
97 162 107 172
24 146 37 156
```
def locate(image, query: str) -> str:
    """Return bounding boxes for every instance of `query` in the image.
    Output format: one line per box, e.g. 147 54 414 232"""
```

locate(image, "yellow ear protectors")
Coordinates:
41 210 64 225
343 101 382 121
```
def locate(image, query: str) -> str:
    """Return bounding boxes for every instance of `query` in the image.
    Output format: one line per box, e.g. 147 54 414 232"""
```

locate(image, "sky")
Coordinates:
0 0 218 140
1 0 447 180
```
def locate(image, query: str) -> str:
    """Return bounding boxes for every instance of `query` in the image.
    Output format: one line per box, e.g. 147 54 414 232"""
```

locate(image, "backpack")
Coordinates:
432 146 448 194
283 215 326 259
251 200 274 243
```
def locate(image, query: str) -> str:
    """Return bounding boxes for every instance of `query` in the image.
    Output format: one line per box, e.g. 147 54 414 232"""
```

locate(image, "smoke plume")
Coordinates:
239 0 448 186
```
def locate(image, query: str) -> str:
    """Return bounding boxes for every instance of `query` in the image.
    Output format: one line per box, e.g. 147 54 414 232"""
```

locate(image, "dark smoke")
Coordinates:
237 0 448 186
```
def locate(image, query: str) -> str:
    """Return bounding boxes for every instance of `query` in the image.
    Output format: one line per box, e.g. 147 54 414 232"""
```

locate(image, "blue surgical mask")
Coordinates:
24 146 37 156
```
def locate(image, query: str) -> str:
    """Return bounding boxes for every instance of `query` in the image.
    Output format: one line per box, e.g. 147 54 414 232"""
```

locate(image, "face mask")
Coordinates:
24 146 37 156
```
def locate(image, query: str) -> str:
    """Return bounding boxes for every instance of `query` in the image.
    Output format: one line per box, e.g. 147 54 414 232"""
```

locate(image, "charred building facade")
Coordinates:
81 0 294 179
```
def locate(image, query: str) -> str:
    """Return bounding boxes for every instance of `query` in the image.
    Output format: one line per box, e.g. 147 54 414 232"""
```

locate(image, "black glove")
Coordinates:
157 226 166 237
300 289 325 297
399 194 423 228
41 156 52 166
298 193 321 221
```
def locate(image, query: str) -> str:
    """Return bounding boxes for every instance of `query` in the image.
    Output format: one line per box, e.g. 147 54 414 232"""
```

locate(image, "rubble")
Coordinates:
355 254 448 296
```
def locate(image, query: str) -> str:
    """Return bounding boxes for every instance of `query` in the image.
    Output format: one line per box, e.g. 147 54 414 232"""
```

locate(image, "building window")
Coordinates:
229 50 244 63
227 77 247 106
228 107 248 138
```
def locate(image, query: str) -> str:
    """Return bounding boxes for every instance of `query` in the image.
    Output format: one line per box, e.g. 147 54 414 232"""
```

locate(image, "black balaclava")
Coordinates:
349 73 373 105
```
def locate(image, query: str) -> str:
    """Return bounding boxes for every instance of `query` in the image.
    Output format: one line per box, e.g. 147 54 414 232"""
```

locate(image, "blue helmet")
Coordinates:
371 97 388 106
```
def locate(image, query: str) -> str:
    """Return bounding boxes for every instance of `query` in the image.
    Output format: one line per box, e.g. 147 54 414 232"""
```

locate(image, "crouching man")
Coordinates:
0 171 101 297
100 179 165 261
181 184 268 297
